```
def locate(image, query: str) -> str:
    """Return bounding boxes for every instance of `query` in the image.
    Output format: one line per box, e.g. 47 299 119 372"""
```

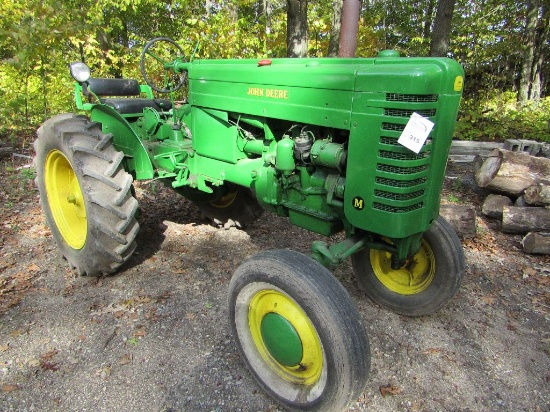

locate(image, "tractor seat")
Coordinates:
83 78 172 115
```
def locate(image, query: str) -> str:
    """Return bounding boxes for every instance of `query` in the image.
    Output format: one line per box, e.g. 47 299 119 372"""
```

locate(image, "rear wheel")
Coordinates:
352 216 464 316
228 249 370 411
35 114 139 276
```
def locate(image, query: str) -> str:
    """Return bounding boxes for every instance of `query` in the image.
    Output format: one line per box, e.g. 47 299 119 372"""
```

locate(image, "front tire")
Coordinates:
35 114 139 276
228 249 370 411
352 216 465 316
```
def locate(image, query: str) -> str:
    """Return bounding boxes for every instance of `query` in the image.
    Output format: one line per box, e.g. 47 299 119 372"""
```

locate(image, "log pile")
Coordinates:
473 148 550 254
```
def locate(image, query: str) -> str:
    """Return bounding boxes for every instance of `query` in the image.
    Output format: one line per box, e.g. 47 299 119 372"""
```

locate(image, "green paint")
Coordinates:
260 313 303 367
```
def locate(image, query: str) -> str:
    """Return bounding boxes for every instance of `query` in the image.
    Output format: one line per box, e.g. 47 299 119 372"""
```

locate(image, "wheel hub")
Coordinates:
44 150 87 249
260 312 303 367
370 239 435 295
248 289 323 385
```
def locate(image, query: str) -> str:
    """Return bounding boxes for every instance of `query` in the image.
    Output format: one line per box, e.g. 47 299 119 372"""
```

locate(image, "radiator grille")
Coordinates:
373 202 425 213
376 177 426 188
379 150 429 161
370 93 438 215
375 189 425 201
377 164 428 175
384 108 436 117
386 93 438 103
382 123 405 132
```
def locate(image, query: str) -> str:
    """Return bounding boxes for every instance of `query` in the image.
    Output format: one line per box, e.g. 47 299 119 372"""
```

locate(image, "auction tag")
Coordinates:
397 113 434 154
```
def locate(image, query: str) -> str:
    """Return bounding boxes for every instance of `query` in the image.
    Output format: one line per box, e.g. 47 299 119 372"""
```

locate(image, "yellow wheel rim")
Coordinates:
44 150 87 249
248 290 323 385
210 190 237 209
370 239 435 295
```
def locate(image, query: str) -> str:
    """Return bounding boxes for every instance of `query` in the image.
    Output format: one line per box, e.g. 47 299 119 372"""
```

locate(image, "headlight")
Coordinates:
69 62 91 83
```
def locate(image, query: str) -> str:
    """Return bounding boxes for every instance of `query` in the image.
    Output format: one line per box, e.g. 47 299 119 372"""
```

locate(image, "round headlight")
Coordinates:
69 62 91 83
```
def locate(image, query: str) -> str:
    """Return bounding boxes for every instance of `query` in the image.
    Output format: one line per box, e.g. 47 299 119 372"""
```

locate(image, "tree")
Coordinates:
328 0 343 56
287 0 308 57
519 0 549 102
430 0 456 56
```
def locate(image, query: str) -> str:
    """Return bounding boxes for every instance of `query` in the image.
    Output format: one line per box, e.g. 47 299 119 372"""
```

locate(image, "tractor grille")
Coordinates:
375 176 426 188
373 202 425 213
386 93 438 103
372 93 437 214
384 108 436 117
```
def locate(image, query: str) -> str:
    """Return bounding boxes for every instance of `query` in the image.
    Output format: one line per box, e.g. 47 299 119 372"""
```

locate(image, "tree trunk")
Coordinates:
0 146 14 159
439 204 477 238
502 206 550 234
522 232 550 254
473 149 550 196
518 0 540 102
531 3 549 100
524 184 550 206
286 0 308 57
328 0 343 57
429 0 456 57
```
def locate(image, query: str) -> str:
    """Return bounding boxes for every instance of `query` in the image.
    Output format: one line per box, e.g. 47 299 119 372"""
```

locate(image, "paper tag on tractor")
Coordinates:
398 112 434 154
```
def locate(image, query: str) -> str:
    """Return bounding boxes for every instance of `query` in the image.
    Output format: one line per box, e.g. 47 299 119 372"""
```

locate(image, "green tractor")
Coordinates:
34 38 465 411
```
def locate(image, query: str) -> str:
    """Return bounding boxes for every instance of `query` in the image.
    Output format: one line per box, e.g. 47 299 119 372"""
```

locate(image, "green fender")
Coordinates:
90 105 154 179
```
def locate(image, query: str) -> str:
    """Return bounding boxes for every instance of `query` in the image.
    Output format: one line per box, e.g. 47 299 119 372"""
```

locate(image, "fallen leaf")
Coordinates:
40 361 59 372
126 337 139 345
133 329 146 338
482 295 496 305
40 349 58 360
2 384 19 393
118 354 132 365
9 328 26 338
380 384 401 397
27 263 40 272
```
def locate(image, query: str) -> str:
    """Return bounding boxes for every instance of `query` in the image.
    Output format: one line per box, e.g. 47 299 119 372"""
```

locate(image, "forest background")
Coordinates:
0 0 549 143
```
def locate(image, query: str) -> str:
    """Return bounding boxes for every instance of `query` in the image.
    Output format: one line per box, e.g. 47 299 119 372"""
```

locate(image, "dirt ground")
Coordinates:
1 142 549 412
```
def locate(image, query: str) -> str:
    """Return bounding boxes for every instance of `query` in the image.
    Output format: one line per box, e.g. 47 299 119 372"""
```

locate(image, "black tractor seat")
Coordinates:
101 98 172 114
83 78 172 115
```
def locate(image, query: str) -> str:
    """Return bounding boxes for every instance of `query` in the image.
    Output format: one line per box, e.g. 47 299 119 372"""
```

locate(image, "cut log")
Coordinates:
514 196 527 207
481 194 512 219
473 149 550 196
0 146 13 159
522 232 550 254
502 206 550 234
524 184 550 207
439 204 477 238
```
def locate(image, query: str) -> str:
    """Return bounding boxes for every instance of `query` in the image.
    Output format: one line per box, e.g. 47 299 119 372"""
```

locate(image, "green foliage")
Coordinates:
0 0 548 146
456 93 550 142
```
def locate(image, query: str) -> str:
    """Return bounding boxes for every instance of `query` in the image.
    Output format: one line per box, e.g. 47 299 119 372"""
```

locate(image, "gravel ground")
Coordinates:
1 158 549 412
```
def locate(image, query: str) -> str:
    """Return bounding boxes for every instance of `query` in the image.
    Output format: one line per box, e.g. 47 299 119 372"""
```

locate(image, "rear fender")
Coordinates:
90 105 154 179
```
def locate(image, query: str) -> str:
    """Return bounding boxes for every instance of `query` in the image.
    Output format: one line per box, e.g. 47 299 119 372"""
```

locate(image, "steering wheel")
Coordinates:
140 37 187 93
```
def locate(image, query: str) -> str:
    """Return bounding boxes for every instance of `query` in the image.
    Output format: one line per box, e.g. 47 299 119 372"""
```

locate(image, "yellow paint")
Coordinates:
248 289 323 385
453 76 464 92
247 87 288 99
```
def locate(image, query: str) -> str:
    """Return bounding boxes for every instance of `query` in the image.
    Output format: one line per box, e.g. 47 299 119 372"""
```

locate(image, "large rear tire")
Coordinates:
35 114 139 276
228 249 370 411
352 216 464 316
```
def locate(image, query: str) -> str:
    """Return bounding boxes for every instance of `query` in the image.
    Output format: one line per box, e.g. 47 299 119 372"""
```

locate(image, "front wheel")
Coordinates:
228 249 370 411
352 216 465 316
35 114 139 276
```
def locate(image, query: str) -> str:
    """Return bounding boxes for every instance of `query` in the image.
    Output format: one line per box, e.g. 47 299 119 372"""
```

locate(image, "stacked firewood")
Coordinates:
474 148 550 254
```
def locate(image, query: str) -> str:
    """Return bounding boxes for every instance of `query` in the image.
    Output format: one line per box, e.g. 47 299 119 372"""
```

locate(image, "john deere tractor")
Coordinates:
34 38 465 411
